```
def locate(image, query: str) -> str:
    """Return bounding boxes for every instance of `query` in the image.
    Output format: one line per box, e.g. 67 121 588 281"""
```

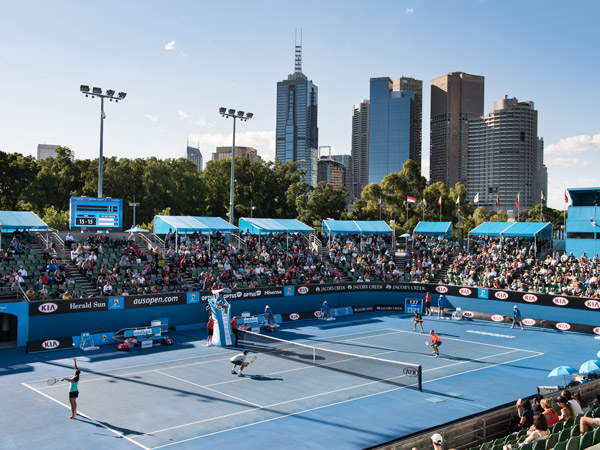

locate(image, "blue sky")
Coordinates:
1 0 598 209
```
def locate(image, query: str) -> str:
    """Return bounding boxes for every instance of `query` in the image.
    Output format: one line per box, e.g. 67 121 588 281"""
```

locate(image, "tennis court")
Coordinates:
5 312 596 449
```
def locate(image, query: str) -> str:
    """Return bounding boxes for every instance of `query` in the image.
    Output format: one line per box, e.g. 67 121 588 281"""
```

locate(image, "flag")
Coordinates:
456 195 460 205
378 197 382 206
496 194 500 207
473 193 480 204
422 197 427 207
407 196 416 204
541 191 546 203
516 193 520 208
437 195 442 206
565 190 569 204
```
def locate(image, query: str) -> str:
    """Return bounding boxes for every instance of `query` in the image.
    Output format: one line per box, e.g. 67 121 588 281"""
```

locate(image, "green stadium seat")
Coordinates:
593 428 600 444
546 433 559 450
565 418 574 429
553 441 567 450
565 435 580 450
519 443 532 450
579 431 594 450
559 428 572 442
571 426 581 438
532 440 546 450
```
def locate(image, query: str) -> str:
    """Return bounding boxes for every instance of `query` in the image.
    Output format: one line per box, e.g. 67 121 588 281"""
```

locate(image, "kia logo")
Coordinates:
42 340 59 349
289 313 300 320
459 288 472 296
593 327 600 335
523 294 538 303
555 322 571 331
522 318 536 326
494 291 509 300
491 314 504 322
584 300 600 310
462 311 474 318
403 367 419 377
436 286 448 293
38 303 58 313
552 297 569 306
297 286 309 294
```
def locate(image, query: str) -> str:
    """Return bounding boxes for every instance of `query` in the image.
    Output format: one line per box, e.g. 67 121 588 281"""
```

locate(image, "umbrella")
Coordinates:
579 359 600 375
548 366 578 386
399 233 411 238
125 226 148 233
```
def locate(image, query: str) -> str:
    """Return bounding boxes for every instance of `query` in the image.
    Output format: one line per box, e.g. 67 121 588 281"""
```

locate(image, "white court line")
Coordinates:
154 369 263 408
21 382 150 450
144 349 544 449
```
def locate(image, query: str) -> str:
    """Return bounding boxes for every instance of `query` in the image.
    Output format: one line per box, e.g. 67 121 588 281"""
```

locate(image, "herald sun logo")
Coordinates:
584 300 600 310
462 311 475 318
555 322 571 331
522 294 538 303
436 286 448 293
522 318 536 326
297 286 309 295
593 327 600 335
491 314 504 322
552 297 569 306
494 291 509 300
289 313 300 320
459 288 472 296
38 303 58 313
42 340 59 349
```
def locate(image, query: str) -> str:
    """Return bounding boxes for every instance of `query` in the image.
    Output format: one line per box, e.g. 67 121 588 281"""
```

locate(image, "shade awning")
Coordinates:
469 221 552 238
0 211 48 232
322 220 392 235
413 221 453 236
153 216 239 234
238 218 314 234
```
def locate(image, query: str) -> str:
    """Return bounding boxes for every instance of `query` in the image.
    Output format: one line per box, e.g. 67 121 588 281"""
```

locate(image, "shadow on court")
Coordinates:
75 414 148 438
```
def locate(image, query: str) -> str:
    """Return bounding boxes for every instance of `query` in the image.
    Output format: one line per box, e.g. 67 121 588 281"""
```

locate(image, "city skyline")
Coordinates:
1 1 598 210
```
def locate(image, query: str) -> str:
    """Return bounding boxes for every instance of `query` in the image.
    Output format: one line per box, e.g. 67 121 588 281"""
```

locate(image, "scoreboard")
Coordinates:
69 197 123 229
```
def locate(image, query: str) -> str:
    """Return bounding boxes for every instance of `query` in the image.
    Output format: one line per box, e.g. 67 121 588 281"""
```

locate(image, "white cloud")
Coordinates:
194 117 207 126
144 114 158 122
187 130 276 161
406 7 414 13
546 156 592 168
178 110 188 121
164 40 176 51
545 134 600 156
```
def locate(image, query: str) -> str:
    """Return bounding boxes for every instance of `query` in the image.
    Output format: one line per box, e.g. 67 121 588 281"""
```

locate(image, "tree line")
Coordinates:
0 148 563 235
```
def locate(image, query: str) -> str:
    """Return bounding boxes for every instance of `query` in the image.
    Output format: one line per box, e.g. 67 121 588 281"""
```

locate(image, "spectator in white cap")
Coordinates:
431 433 443 449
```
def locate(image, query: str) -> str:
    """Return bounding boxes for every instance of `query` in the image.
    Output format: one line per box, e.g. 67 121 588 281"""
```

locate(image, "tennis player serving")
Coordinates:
62 357 80 418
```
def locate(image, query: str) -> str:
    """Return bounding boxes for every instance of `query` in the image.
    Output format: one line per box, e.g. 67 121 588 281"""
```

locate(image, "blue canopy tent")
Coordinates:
413 221 453 237
153 216 239 253
0 211 48 247
238 218 314 251
322 220 393 249
468 221 553 254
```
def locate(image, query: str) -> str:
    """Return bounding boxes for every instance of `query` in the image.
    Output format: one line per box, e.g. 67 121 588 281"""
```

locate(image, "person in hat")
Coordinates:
431 433 443 450
511 305 524 330
320 300 331 320
437 295 446 319
556 395 575 421
264 304 276 327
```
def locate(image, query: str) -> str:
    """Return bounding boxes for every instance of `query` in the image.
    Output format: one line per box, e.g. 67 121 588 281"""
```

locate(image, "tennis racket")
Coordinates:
424 341 431 347
47 377 63 386
247 355 257 364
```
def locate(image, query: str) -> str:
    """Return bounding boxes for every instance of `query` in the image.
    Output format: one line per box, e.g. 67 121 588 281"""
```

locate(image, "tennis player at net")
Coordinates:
230 350 249 377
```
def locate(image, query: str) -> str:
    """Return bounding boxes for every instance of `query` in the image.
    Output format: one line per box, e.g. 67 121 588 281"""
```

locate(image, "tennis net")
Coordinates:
238 329 422 391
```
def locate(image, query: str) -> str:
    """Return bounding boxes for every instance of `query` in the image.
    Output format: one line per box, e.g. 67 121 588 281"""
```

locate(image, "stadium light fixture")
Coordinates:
219 107 253 224
80 84 127 198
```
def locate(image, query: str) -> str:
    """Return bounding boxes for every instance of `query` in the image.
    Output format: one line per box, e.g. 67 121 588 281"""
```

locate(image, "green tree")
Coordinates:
0 151 39 210
40 206 69 230
304 182 346 225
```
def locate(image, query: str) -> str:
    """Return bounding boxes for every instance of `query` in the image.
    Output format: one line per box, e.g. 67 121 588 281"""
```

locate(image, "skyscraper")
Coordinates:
275 36 318 186
351 100 369 199
317 156 345 189
368 77 414 185
37 144 60 160
430 72 484 188
331 154 352 203
186 144 203 171
213 146 261 162
467 96 547 211
393 77 422 166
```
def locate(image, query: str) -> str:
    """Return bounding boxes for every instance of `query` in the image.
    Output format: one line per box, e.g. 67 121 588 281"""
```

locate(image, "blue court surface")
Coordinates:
2 312 598 450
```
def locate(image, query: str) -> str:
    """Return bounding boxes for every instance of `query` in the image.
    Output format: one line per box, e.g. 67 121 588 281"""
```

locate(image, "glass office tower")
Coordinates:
275 41 318 186
368 77 413 185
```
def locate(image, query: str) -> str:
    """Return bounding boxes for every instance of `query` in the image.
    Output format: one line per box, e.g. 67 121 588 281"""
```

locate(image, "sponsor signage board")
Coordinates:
27 337 74 353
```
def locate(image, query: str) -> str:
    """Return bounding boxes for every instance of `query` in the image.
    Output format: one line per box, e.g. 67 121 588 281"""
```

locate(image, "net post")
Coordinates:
418 365 422 392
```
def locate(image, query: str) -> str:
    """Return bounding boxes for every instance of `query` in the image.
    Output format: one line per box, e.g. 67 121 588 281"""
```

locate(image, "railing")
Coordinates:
308 234 322 254
230 233 247 251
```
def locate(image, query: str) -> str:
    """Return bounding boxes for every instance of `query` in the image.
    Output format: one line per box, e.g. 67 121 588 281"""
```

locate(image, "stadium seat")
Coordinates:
593 428 600 444
565 435 580 450
553 441 567 450
545 433 559 450
532 440 546 450
565 418 575 429
579 431 594 450
559 429 572 443
571 426 581 438
553 422 564 434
